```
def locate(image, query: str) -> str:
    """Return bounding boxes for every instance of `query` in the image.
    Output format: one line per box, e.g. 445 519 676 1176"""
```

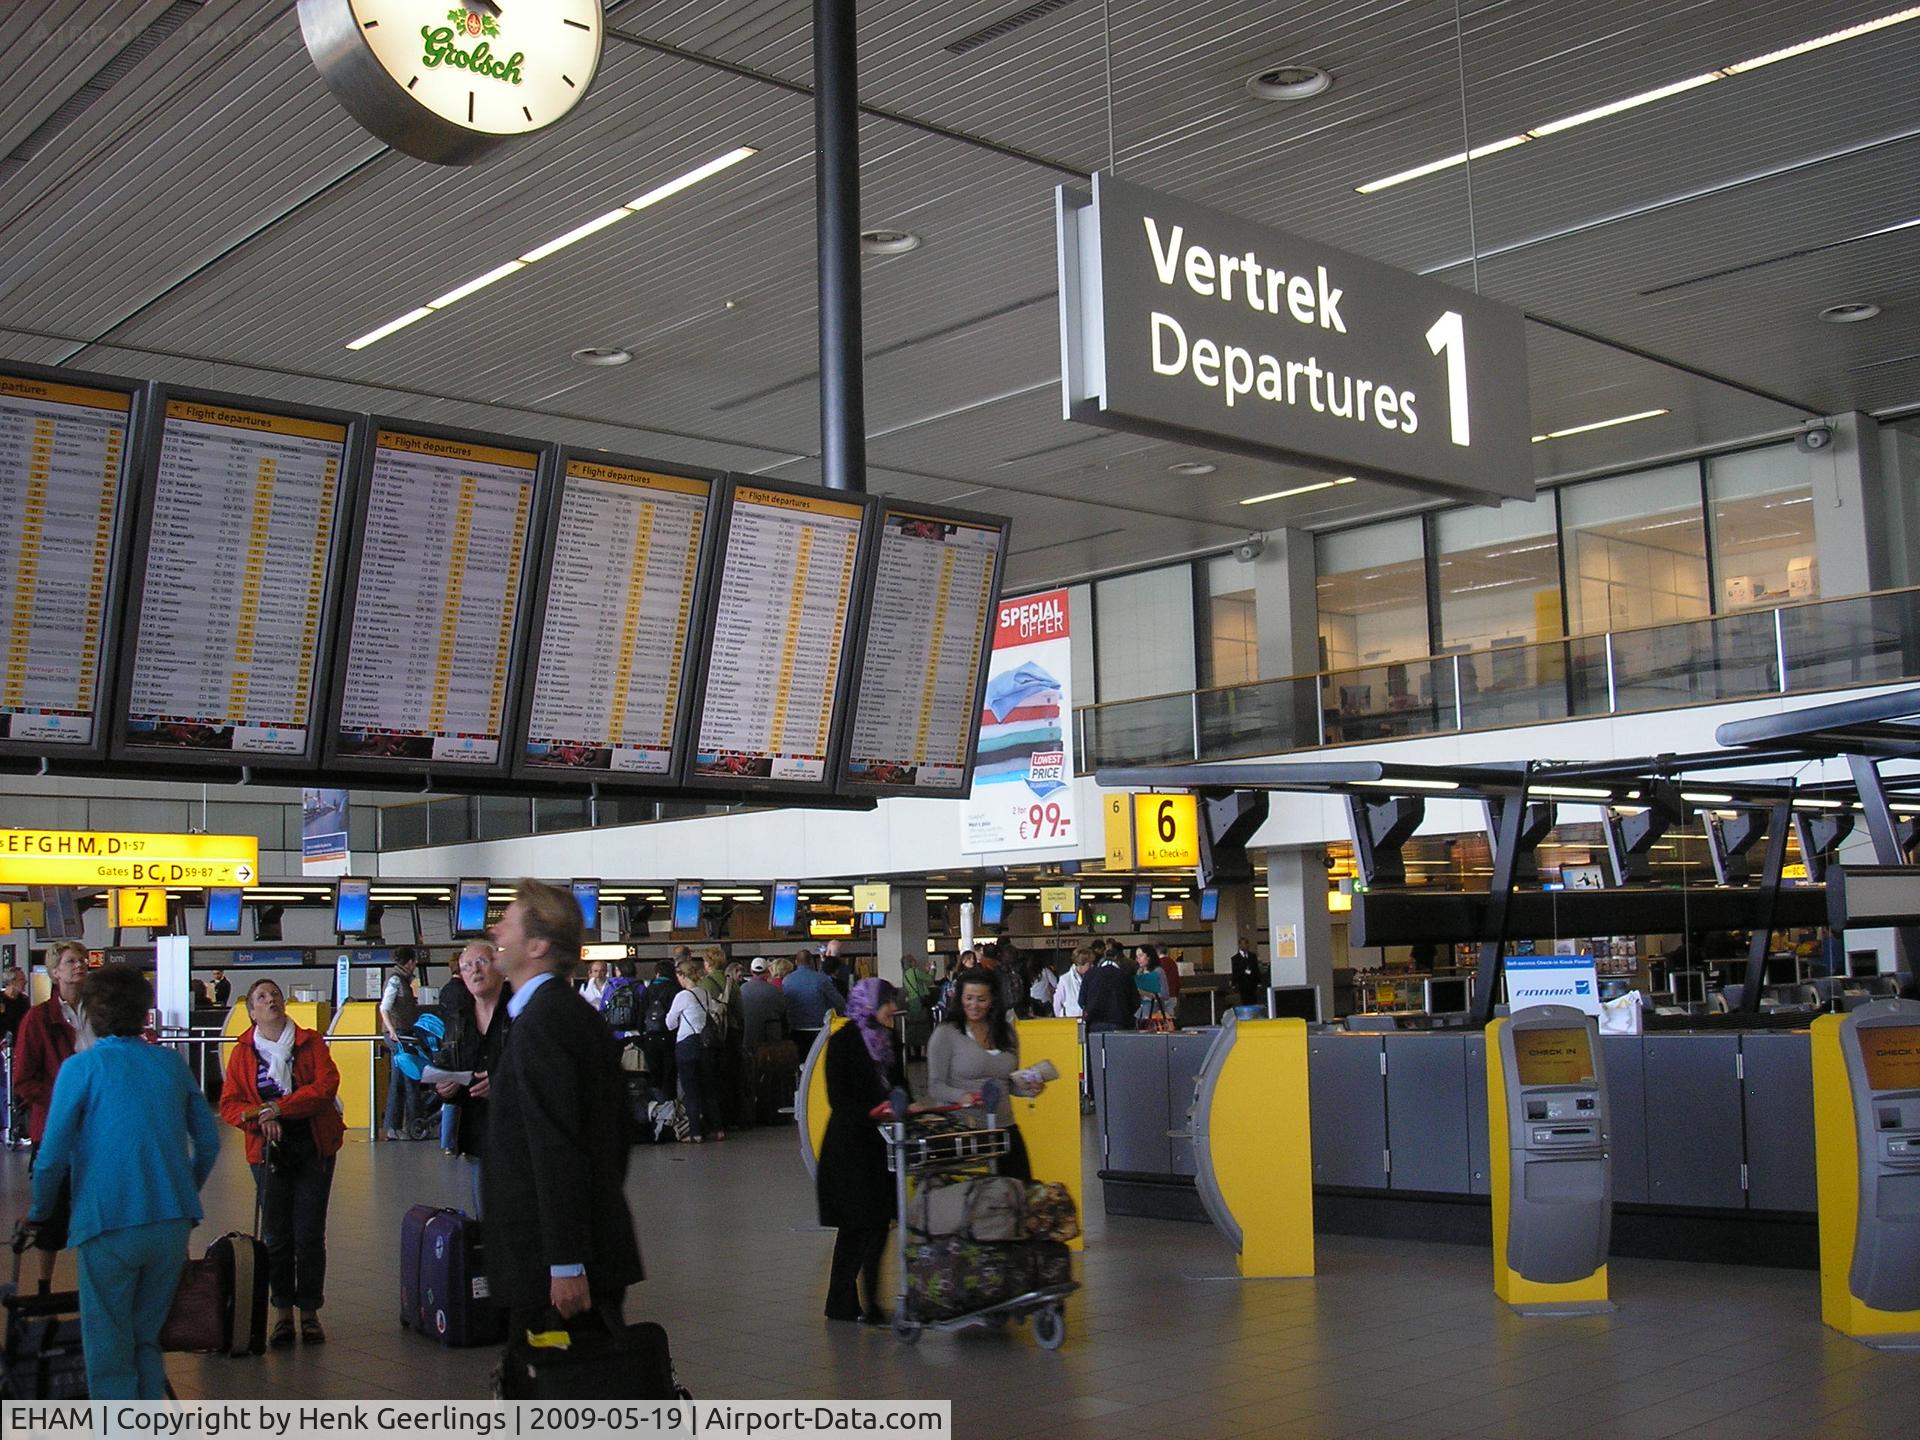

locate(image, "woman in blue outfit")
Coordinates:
23 965 221 1398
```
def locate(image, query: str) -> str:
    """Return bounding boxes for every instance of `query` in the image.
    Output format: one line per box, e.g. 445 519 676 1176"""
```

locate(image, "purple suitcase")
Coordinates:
400 1205 506 1347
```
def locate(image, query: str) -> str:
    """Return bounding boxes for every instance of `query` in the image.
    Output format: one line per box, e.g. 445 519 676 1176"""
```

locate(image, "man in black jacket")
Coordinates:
1079 950 1139 1033
485 879 644 1336
1229 936 1263 1009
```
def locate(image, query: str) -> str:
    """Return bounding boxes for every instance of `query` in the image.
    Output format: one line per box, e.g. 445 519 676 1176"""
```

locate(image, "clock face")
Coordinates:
346 1 603 137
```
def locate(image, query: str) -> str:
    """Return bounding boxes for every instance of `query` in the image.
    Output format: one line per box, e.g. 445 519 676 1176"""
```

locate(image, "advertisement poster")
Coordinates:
961 589 1075 853
302 787 350 876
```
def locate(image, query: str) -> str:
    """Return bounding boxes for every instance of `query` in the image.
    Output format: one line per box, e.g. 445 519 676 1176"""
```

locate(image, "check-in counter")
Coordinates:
1093 1026 1820 1265
328 1000 386 1136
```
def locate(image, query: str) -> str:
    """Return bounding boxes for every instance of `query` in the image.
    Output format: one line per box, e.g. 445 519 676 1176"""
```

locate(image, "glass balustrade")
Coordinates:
1071 586 1920 772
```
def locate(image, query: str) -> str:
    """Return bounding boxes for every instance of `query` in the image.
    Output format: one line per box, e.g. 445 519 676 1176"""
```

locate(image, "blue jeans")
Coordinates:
76 1218 189 1399
252 1148 335 1312
440 1098 459 1150
675 1036 711 1139
384 1055 419 1133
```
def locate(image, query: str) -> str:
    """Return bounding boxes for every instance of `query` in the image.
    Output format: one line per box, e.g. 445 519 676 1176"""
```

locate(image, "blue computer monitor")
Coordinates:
1199 887 1220 922
862 911 887 928
454 879 489 937
333 878 371 936
1131 883 1153 924
571 880 600 934
204 887 243 936
673 882 703 931
770 881 799 931
979 883 1005 927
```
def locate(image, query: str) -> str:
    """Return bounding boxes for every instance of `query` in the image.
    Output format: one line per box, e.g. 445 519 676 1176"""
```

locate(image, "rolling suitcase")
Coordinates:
400 1205 506 1347
1 1234 87 1399
495 1312 687 1400
161 1190 267 1358
752 1041 799 1126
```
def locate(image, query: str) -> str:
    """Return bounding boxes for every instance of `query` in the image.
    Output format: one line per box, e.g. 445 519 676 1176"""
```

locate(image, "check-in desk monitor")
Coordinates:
1841 1003 1920 1312
1498 1007 1611 1285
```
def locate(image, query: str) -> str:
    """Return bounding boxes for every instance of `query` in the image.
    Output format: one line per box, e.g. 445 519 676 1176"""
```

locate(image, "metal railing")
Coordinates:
1075 584 1920 771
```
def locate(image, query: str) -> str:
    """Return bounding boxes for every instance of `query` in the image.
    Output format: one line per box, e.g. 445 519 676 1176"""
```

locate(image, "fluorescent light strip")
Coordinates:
1724 5 1920 73
1531 408 1669 443
1240 476 1356 505
345 146 758 350
1532 785 1617 800
1357 777 1460 792
1356 6 1920 193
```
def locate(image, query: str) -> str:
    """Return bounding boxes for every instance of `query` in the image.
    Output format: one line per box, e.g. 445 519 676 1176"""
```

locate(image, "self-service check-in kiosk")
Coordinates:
1487 1005 1612 1312
1189 1013 1314 1278
1813 997 1920 1346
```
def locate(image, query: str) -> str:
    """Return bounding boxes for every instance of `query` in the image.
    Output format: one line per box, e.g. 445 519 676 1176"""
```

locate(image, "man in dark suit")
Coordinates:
485 879 643 1336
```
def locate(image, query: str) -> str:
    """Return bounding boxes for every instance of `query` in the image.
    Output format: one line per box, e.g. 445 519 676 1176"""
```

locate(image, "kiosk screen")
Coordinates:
1514 1027 1595 1087
1859 1026 1920 1092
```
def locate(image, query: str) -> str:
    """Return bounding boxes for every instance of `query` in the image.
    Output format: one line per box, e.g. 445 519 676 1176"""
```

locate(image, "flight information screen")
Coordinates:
334 429 540 768
689 483 867 788
122 397 350 760
521 458 713 777
0 371 135 751
844 507 1004 794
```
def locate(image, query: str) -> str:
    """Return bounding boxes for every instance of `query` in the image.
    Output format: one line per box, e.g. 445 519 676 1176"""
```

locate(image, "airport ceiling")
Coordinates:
1 0 1916 591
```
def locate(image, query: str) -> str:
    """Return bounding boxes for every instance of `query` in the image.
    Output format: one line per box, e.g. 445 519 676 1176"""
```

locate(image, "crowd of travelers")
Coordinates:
1 904 1216 1396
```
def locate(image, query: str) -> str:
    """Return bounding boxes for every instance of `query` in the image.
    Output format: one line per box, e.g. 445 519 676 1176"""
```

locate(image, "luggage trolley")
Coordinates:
881 1116 1077 1348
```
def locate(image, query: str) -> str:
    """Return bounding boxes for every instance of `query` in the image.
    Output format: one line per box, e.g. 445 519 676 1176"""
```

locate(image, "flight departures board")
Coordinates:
0 363 144 761
682 477 875 796
841 501 1009 797
113 389 360 768
324 421 550 777
513 450 721 783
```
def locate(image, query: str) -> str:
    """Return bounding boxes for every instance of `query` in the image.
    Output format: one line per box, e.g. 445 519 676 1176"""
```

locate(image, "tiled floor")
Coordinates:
3 1123 1914 1437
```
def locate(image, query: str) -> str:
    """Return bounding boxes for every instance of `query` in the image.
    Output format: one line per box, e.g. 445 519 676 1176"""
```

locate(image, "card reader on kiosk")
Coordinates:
1813 997 1920 1345
1487 1005 1612 1311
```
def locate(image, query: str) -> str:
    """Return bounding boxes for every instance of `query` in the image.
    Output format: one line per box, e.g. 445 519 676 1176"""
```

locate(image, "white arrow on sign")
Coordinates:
235 863 254 884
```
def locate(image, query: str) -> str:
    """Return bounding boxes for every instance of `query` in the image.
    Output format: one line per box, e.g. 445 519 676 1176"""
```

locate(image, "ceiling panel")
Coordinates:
0 0 1912 599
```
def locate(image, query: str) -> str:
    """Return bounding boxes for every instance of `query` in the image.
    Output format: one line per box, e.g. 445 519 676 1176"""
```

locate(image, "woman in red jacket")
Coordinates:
220 979 343 1348
12 941 87 1288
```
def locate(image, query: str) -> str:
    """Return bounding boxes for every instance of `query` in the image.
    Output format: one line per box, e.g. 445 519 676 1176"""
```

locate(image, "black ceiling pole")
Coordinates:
814 0 866 494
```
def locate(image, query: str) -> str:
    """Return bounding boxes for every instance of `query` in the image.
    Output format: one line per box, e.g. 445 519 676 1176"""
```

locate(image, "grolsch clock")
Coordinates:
299 0 604 165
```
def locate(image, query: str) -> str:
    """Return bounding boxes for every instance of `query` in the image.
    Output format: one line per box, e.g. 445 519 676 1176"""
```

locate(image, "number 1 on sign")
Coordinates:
1425 310 1469 448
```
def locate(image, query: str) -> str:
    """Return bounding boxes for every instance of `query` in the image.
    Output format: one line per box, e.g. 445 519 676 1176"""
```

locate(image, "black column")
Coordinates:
815 0 865 493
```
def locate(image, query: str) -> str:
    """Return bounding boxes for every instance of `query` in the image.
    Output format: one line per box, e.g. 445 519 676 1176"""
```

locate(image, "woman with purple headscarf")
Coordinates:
815 977 908 1324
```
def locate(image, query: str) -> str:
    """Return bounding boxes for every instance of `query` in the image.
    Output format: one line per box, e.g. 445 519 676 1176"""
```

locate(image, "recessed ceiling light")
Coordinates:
1818 301 1881 324
1168 461 1217 475
861 229 921 255
1246 64 1333 101
572 346 633 367
1353 4 1920 194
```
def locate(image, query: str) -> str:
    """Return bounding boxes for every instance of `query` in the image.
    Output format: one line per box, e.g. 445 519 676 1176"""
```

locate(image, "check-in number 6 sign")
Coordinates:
1425 310 1469 448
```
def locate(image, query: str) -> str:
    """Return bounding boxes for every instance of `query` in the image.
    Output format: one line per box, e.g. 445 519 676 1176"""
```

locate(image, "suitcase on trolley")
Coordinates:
400 1205 506 1347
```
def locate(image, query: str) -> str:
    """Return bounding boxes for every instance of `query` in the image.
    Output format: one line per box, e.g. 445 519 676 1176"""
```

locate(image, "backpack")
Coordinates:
698 991 727 1051
642 981 674 1038
602 978 641 1032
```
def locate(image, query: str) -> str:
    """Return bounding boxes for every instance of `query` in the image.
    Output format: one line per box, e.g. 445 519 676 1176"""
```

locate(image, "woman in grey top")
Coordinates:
925 968 1046 1181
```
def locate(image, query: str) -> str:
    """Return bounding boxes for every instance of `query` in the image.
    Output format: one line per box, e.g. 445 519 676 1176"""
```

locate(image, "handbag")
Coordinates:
158 1258 226 1353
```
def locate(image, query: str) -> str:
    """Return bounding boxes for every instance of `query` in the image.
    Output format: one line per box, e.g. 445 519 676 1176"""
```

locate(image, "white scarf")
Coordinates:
252 1021 297 1097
